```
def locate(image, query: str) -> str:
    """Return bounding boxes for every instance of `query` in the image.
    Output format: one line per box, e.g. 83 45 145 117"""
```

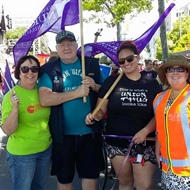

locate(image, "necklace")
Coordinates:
165 99 174 113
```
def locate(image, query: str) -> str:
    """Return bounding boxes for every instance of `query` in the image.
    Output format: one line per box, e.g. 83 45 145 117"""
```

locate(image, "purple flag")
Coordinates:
3 61 15 94
13 0 79 64
77 3 175 66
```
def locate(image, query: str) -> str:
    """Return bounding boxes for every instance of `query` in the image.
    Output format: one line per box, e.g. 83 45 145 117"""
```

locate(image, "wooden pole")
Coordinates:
92 72 123 117
79 0 86 103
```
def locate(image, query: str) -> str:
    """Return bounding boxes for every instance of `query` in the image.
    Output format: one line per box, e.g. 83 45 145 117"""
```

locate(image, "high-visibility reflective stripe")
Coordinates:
153 91 167 113
156 86 190 168
162 157 190 167
180 89 190 157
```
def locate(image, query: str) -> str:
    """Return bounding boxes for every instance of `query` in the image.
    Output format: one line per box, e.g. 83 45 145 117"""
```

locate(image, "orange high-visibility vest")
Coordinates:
153 84 190 176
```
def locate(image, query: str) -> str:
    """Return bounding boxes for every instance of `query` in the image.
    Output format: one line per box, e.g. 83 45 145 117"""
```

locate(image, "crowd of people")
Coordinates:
1 29 190 190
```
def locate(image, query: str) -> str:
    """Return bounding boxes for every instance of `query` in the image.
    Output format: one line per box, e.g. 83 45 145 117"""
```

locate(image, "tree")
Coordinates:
155 15 190 59
158 0 168 61
168 16 190 52
4 27 27 41
82 0 153 40
4 27 50 55
173 33 190 52
4 27 27 54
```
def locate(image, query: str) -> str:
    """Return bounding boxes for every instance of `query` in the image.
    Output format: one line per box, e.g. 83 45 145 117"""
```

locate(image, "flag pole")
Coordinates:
79 0 86 103
92 72 123 117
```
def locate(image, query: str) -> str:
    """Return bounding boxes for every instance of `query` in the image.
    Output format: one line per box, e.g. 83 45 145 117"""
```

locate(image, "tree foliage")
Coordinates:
155 15 190 59
168 16 190 52
83 0 153 27
82 0 153 40
4 27 27 41
4 27 50 54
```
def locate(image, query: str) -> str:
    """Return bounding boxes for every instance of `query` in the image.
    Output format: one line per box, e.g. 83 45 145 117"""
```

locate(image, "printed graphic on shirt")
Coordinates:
146 72 153 78
168 113 180 121
27 104 42 114
120 88 148 107
62 68 82 92
53 75 59 83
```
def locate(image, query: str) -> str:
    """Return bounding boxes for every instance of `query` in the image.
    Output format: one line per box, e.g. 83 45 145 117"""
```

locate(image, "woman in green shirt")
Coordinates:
1 55 52 190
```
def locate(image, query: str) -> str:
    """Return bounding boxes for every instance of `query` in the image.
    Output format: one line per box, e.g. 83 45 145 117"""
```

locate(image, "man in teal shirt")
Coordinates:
38 30 105 190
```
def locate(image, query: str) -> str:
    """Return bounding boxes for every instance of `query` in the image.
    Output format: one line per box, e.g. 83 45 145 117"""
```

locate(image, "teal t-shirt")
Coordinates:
1 85 52 155
38 59 93 135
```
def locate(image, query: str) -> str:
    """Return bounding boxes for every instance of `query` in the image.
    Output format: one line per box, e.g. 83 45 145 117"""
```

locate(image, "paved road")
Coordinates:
0 128 161 190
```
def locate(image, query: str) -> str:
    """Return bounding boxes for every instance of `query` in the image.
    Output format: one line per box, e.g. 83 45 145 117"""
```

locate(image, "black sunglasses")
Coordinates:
118 55 137 65
167 67 187 73
20 66 39 73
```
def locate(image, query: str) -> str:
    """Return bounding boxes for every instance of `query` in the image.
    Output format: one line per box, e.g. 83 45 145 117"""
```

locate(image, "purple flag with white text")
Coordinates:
77 3 175 66
13 0 79 64
3 61 15 94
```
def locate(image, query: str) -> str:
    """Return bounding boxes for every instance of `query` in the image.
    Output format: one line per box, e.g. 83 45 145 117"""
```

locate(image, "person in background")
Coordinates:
1 55 52 190
152 59 165 89
48 51 59 62
99 55 110 66
110 63 120 76
48 56 59 62
138 60 144 72
85 40 162 190
38 30 104 190
141 59 157 79
153 59 161 72
154 55 190 189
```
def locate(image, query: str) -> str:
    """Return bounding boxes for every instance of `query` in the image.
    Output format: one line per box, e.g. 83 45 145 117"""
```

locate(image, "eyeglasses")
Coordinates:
20 66 39 73
167 67 187 73
57 42 76 49
118 55 137 65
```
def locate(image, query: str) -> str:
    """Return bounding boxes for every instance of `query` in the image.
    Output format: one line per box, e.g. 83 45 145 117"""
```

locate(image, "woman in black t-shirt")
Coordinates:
85 41 162 190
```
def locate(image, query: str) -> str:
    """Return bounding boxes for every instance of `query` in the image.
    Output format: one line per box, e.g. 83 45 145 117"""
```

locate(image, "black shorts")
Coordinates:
51 133 104 184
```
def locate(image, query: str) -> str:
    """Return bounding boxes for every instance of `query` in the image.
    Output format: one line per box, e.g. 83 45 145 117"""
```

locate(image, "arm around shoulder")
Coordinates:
39 87 78 107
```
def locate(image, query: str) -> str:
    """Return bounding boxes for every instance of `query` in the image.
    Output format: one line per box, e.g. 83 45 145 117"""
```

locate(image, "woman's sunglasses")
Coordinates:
167 67 187 73
118 55 137 65
20 66 39 73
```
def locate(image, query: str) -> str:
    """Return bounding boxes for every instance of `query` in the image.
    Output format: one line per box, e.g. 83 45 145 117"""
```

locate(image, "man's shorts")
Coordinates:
51 133 104 184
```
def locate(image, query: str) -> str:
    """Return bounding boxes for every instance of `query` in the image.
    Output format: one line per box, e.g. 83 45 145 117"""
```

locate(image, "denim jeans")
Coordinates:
6 144 52 190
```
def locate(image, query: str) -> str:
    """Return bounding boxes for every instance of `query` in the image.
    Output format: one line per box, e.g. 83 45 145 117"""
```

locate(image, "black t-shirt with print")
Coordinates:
98 74 162 147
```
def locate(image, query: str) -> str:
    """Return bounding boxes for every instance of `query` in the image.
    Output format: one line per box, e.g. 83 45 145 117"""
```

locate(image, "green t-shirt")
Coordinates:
1 85 52 155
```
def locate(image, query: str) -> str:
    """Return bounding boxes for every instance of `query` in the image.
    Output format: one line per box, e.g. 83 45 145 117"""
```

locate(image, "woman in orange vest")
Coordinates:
153 54 190 189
